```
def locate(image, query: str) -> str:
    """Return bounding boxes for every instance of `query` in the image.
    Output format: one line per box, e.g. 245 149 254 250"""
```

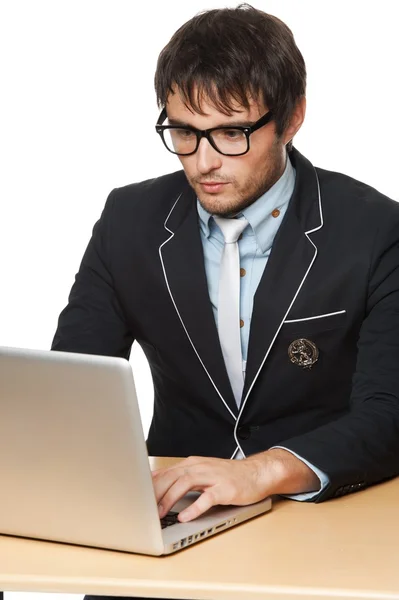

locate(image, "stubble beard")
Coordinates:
193 143 286 217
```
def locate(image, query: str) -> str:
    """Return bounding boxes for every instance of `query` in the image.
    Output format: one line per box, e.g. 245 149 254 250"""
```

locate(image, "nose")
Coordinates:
196 137 223 174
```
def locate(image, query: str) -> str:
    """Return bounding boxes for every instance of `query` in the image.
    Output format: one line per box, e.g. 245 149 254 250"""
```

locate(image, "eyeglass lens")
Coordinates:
163 128 248 155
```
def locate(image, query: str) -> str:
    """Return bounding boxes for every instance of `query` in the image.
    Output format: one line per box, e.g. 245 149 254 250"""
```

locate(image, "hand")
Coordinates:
152 448 320 522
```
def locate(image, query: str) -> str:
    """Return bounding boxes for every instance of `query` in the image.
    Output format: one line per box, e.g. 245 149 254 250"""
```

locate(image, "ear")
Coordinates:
282 96 306 145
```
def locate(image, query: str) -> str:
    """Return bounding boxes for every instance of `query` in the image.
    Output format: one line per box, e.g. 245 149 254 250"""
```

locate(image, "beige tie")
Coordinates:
214 216 248 407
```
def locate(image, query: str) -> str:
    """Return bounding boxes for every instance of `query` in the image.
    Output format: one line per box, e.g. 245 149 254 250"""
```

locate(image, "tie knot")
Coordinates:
214 216 248 243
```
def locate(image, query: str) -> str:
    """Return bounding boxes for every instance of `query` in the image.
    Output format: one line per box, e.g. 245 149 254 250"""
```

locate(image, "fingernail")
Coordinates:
158 503 163 516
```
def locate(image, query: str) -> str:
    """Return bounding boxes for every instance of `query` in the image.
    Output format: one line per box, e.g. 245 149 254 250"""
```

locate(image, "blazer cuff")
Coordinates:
271 446 330 501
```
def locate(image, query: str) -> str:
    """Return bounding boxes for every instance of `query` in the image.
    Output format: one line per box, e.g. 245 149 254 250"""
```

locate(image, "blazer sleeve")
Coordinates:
51 190 134 358
278 216 399 501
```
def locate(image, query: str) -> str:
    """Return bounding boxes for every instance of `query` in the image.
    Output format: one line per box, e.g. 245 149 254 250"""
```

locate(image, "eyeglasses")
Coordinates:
155 108 274 156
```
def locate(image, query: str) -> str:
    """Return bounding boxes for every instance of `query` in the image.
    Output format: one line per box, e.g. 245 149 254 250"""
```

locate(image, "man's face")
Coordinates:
165 90 287 216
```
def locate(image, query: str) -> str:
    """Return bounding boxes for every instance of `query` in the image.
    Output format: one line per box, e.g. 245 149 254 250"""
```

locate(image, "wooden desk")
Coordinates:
0 457 398 600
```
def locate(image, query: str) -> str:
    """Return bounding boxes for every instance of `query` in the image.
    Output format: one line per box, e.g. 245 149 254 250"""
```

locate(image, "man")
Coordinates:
52 1 399 531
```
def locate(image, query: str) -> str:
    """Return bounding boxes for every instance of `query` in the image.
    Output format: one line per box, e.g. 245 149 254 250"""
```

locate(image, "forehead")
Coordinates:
166 86 265 125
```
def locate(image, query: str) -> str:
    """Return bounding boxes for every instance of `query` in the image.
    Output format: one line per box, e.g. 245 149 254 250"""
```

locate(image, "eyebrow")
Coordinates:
167 116 255 128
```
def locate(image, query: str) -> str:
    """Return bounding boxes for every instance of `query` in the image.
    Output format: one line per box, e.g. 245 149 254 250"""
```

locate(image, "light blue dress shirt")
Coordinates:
197 154 329 501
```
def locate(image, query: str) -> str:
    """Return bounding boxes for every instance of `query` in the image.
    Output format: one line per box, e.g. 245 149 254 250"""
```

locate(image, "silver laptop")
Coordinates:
0 345 272 555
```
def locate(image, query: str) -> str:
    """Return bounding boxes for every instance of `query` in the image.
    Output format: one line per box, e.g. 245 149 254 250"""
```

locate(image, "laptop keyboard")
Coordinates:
161 510 179 529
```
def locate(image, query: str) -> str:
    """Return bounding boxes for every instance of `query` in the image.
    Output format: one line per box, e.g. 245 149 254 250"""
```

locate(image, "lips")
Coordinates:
200 182 228 193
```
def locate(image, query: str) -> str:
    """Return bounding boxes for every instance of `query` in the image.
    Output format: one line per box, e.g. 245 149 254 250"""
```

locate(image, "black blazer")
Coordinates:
52 147 399 501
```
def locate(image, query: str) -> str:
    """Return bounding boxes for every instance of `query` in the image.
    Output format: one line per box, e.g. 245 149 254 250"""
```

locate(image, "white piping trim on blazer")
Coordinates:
159 193 238 423
284 309 346 323
233 165 324 459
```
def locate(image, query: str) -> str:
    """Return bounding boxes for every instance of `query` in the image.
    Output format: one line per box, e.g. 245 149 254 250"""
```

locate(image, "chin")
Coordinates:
198 196 243 217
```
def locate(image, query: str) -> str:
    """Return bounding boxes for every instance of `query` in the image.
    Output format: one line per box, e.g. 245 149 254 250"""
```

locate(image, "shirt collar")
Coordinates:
197 154 296 253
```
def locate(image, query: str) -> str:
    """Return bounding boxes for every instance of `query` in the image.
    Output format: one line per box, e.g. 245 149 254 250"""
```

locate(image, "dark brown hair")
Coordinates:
154 3 306 153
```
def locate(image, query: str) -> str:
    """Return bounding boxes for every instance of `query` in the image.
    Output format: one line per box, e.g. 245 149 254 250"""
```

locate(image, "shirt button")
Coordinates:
240 319 244 328
272 209 280 218
240 268 246 277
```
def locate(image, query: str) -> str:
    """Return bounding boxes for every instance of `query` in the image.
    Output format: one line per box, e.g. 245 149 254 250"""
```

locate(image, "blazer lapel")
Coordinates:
242 148 323 403
159 183 238 418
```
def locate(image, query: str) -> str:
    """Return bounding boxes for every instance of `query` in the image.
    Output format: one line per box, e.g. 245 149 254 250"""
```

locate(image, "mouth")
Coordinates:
200 182 228 193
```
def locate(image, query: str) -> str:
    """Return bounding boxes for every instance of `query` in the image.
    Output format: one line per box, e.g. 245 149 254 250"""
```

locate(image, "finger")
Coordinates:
178 490 216 522
152 457 198 479
157 474 197 518
152 462 184 477
153 464 195 506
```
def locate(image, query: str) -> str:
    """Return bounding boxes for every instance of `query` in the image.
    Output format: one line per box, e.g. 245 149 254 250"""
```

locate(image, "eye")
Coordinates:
216 129 246 141
173 128 195 139
225 129 243 138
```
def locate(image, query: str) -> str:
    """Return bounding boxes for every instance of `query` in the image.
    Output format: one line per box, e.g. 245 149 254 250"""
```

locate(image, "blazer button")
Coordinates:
237 425 251 440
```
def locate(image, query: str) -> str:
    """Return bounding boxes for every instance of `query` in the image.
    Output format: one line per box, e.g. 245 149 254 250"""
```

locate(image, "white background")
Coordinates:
0 1 398 599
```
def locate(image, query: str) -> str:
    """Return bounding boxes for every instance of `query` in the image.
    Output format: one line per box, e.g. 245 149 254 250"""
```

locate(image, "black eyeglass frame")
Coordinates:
155 107 274 156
